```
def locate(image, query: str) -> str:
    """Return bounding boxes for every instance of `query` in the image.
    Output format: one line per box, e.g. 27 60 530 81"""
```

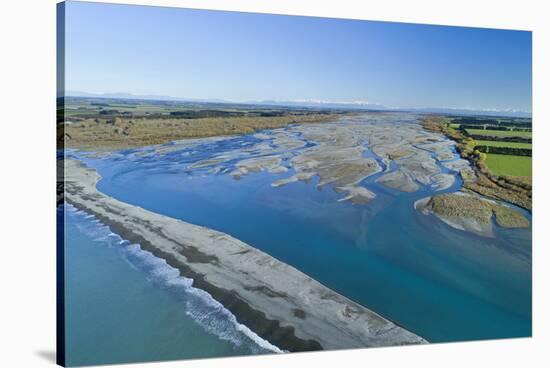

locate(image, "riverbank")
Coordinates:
64 158 427 352
422 116 531 210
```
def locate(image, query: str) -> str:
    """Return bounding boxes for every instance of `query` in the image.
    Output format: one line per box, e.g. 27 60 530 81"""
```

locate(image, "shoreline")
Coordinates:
64 158 427 352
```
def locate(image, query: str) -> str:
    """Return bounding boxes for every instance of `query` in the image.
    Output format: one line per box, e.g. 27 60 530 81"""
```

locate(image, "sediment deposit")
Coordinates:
416 192 529 237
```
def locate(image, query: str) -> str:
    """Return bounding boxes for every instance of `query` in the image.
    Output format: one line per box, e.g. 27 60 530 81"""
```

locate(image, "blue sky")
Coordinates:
64 1 532 112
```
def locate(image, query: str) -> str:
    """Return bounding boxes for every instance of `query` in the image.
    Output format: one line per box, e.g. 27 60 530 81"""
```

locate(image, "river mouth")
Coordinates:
65 113 531 347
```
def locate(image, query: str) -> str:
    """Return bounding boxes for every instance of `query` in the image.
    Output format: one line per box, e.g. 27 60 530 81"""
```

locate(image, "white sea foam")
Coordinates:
122 243 283 353
65 203 283 354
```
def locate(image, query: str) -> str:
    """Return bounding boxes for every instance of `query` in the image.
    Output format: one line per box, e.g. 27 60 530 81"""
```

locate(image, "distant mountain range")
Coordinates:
65 91 532 118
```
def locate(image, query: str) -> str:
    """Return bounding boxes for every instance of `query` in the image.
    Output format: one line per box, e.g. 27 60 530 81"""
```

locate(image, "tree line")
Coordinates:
474 145 532 157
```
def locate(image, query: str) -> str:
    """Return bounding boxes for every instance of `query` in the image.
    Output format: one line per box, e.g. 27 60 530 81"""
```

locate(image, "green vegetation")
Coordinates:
475 145 531 157
475 140 532 149
466 129 532 138
485 154 532 177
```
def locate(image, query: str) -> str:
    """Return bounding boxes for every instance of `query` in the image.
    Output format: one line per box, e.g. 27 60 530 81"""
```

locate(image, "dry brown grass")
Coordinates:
61 114 339 150
428 193 529 228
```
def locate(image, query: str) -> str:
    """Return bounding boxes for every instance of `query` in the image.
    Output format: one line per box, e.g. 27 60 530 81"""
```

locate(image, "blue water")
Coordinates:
65 116 531 363
63 205 280 367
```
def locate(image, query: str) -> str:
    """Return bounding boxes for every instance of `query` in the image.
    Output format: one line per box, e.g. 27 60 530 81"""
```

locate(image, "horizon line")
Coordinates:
62 90 532 117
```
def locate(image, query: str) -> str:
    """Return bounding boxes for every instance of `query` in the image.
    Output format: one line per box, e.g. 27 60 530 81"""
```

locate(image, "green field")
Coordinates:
475 140 532 149
467 129 532 138
485 154 532 177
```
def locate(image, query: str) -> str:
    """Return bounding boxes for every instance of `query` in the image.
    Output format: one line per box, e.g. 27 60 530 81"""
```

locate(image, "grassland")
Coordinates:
466 129 532 138
484 154 532 177
61 114 339 150
475 140 532 149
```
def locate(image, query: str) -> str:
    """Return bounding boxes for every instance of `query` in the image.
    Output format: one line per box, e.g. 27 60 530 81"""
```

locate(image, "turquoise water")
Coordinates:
65 116 531 364
63 205 280 367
